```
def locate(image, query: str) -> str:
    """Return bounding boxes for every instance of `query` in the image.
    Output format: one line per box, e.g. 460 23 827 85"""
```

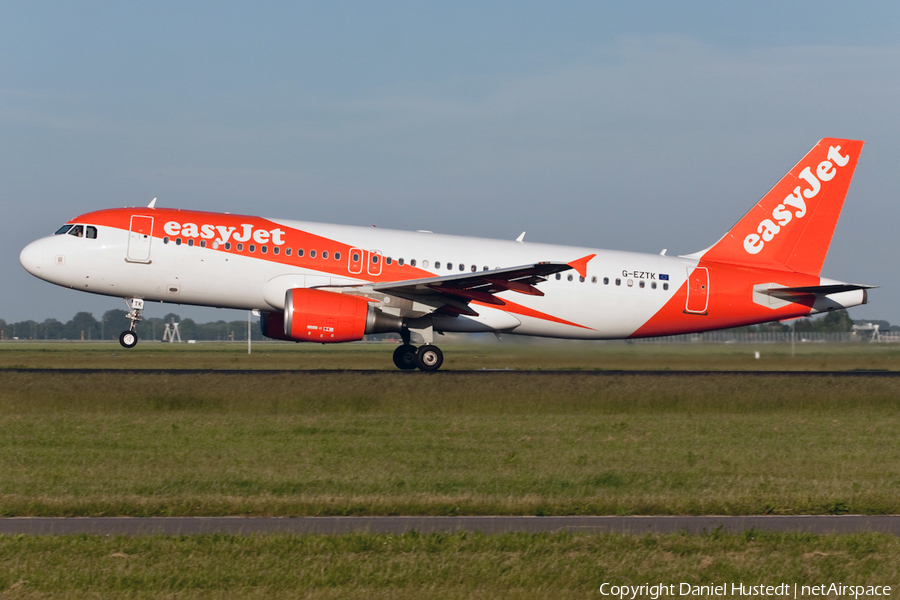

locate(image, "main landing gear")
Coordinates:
392 344 444 371
118 298 144 349
392 327 444 371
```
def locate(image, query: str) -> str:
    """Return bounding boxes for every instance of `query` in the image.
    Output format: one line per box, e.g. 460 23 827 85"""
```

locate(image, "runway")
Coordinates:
4 368 899 377
3 516 900 536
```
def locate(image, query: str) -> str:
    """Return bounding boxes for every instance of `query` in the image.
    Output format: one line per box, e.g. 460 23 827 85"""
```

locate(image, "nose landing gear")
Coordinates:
118 298 144 348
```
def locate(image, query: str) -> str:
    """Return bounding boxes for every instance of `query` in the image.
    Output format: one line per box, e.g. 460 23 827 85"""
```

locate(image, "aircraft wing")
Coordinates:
324 254 596 317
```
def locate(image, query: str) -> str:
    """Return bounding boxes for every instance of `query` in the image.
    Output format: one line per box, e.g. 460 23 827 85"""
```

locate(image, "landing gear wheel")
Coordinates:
415 344 443 371
119 330 138 348
393 344 418 370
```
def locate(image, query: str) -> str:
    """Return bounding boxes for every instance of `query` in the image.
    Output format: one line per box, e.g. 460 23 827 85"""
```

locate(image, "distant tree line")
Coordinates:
735 309 898 334
0 310 266 341
0 308 894 341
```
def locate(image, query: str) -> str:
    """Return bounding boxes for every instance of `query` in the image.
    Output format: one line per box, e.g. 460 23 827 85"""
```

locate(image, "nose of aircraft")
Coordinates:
19 239 44 278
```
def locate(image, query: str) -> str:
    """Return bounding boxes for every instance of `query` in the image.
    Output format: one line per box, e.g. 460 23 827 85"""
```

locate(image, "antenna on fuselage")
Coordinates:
147 198 157 209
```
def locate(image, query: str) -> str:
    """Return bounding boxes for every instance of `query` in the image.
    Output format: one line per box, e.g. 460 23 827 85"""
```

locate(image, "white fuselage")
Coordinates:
21 216 694 339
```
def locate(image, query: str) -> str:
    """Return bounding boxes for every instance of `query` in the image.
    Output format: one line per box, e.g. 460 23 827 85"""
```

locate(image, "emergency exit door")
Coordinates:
685 266 709 314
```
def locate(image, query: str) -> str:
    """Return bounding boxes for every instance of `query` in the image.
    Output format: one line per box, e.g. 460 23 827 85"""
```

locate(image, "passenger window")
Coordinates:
68 225 84 237
398 258 404 266
261 246 267 254
410 259 417 267
555 273 561 280
603 277 609 285
470 265 476 272
298 249 304 257
386 257 392 265
567 274 573 281
372 255 379 264
447 263 453 270
322 251 328 259
639 280 645 288
176 238 182 246
422 260 428 268
286 248 292 256
85 226 98 239
615 278 621 286
273 247 279 255
201 240 207 248
580 276 585 283
310 250 316 258
188 239 194 247
164 237 170 244
591 276 597 283
663 283 669 290
627 279 633 287
54 225 73 235
334 252 340 260
459 264 465 272
225 242 232 250
352 252 360 262
651 281 657 289
249 244 255 253
483 266 489 271
435 261 441 269
237 243 243 251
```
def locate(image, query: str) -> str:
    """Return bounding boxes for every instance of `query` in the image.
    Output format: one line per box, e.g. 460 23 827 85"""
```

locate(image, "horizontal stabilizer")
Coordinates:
752 282 873 312
766 283 876 297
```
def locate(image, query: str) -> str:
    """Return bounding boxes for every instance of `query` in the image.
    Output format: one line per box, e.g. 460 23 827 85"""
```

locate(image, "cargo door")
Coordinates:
127 215 153 263
685 266 709 314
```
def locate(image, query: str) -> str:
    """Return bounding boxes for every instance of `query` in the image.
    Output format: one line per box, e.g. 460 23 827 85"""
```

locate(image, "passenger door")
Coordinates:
127 215 153 263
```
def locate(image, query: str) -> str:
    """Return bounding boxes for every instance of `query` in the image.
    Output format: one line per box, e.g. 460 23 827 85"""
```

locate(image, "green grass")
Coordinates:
1 338 900 371
0 531 898 599
1 370 899 516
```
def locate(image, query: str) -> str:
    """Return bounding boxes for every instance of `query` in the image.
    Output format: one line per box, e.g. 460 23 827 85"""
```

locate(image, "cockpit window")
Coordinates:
68 225 84 237
55 225 73 235
85 226 97 239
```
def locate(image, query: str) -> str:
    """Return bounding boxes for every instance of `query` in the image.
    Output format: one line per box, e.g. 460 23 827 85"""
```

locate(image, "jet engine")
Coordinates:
278 288 402 343
258 311 294 341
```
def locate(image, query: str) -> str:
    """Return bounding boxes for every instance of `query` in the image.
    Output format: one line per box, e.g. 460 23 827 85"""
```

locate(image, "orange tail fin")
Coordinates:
700 138 864 275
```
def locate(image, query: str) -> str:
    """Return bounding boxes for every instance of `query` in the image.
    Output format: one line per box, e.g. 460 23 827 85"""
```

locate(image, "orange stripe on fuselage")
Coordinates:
74 208 595 330
630 260 819 338
472 298 594 330
72 208 435 282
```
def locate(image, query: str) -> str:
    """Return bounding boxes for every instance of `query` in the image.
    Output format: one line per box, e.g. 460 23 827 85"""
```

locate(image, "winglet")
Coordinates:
147 197 157 209
516 232 526 243
567 254 596 278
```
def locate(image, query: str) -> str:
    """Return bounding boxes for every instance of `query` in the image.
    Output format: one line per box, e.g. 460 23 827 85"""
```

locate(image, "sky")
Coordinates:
2 1 899 325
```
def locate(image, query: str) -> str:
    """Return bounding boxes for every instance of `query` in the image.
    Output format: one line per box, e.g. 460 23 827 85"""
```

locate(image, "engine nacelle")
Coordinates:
283 288 402 343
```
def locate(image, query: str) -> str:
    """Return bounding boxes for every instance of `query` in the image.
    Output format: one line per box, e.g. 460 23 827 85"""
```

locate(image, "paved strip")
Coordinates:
2 368 898 377
2 516 900 536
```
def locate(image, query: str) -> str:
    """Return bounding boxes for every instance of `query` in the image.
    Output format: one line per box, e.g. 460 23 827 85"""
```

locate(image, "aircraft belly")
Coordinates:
433 307 521 333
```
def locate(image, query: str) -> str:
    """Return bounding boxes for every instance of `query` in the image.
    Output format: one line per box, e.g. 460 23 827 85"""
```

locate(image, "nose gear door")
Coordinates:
127 215 154 263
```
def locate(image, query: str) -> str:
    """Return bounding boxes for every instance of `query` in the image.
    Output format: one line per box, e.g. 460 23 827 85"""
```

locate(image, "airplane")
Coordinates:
19 138 872 370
